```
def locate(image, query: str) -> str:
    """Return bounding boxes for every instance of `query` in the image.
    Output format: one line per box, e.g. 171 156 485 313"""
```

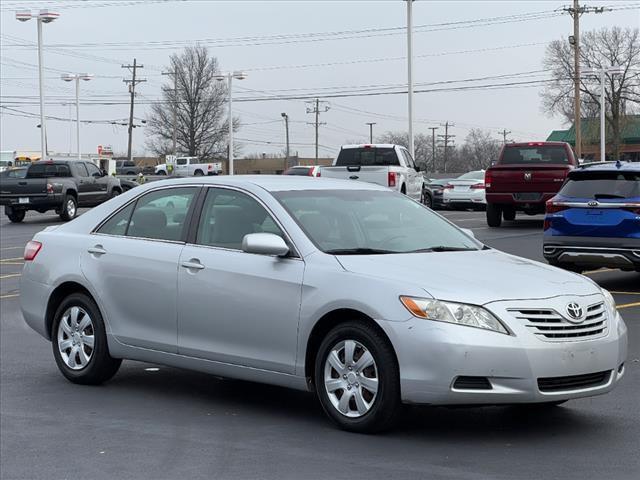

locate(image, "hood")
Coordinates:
336 249 600 305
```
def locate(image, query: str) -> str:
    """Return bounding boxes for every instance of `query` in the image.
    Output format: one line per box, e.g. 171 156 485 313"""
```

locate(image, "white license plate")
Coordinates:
18 197 29 204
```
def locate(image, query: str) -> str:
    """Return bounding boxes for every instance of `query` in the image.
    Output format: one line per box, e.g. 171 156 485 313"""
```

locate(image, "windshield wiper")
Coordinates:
325 248 397 255
408 246 478 253
593 193 626 199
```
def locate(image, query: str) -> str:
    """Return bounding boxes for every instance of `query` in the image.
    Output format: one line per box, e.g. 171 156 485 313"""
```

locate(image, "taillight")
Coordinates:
444 184 454 190
46 183 54 194
545 200 568 214
484 170 492 188
388 171 397 187
316 169 321 177
307 168 314 176
471 183 485 189
24 241 42 261
208 164 212 170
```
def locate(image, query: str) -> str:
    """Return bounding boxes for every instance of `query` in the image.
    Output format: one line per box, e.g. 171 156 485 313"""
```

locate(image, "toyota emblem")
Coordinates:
566 302 583 322
588 200 599 207
524 172 532 181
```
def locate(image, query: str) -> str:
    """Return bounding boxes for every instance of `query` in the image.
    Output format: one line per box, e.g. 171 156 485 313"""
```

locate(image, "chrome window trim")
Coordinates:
188 184 302 259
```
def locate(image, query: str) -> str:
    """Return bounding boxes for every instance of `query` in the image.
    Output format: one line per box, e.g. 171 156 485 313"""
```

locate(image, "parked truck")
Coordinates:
321 144 423 201
0 160 122 223
155 156 222 176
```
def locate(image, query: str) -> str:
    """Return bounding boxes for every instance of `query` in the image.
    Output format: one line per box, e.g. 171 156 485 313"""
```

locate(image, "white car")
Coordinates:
321 144 423 201
155 157 222 176
443 170 487 209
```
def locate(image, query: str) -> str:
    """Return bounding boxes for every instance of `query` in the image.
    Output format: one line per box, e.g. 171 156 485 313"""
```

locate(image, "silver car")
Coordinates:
20 176 627 432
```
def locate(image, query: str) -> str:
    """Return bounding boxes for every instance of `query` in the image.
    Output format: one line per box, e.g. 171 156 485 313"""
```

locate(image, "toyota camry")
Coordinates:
20 176 627 432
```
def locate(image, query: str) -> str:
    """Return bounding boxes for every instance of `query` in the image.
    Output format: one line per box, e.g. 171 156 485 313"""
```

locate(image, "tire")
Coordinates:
503 207 516 221
157 170 167 176
51 293 121 385
314 321 401 433
422 190 433 208
60 195 77 221
126 171 136 175
486 203 502 227
7 210 25 223
110 188 121 199
193 170 204 177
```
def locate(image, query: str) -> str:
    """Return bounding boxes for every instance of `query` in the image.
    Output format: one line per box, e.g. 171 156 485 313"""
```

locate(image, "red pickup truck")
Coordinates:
484 142 578 227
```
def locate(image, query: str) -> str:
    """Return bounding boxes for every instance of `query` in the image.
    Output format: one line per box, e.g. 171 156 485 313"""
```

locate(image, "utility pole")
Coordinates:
437 122 455 173
366 122 376 143
281 112 290 161
306 98 330 161
406 0 415 159
428 127 438 172
161 69 178 156
123 58 146 161
563 1 606 159
499 129 512 144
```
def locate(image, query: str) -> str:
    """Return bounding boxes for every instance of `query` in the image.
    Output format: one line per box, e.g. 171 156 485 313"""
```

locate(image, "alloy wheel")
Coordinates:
57 306 95 370
324 339 378 418
66 199 76 218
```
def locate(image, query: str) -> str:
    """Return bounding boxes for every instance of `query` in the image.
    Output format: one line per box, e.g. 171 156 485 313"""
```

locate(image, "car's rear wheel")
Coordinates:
60 195 77 221
52 293 121 385
314 322 400 433
486 203 502 227
194 170 204 176
503 207 516 221
157 170 166 176
7 209 25 223
422 191 433 208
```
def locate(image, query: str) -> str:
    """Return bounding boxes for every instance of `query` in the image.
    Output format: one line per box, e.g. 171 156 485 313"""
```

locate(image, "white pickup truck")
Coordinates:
155 156 222 176
321 144 423 201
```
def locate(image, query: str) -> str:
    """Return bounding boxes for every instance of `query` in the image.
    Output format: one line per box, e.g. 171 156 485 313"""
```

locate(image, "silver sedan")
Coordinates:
20 176 627 432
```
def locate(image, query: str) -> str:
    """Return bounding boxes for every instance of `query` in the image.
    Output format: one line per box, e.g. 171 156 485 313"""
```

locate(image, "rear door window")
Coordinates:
561 172 640 199
71 162 89 177
127 188 198 241
500 146 569 165
335 147 400 167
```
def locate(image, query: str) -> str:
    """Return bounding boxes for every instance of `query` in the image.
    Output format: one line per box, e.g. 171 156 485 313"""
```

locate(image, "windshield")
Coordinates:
335 147 400 167
457 171 484 180
275 190 481 254
562 172 640 198
501 145 569 165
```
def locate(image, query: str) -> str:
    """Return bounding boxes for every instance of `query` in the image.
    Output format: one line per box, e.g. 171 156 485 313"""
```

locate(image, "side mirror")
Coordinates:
242 233 289 257
461 228 475 238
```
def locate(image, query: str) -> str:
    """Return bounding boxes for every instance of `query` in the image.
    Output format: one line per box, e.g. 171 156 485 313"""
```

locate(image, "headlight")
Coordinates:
400 296 509 334
602 288 617 319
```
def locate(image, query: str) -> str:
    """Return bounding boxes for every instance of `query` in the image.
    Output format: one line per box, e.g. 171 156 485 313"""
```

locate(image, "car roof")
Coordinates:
574 161 639 173
340 144 399 149
505 142 569 147
144 175 390 192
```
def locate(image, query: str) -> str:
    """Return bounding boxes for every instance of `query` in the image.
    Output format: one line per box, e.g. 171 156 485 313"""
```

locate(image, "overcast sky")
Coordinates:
1 0 638 159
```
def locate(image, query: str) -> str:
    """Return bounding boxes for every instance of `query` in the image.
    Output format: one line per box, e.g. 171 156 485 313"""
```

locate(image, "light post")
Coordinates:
16 9 59 161
61 73 93 160
214 71 247 175
366 122 376 143
583 65 624 162
405 0 415 159
281 112 290 161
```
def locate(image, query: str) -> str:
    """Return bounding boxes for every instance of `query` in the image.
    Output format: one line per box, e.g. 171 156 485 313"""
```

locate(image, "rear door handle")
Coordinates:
87 245 107 256
181 259 205 270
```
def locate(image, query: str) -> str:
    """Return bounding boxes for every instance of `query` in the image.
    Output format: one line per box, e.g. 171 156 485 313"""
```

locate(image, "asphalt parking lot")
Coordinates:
1 209 638 480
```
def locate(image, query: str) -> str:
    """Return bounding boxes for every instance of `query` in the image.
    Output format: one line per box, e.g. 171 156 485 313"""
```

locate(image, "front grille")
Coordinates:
453 376 492 390
508 302 607 342
538 371 611 392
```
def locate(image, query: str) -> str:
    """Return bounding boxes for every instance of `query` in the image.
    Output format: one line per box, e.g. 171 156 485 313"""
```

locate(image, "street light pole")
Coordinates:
406 0 415 159
215 71 246 175
62 73 93 160
281 113 290 160
17 10 59 161
366 122 376 143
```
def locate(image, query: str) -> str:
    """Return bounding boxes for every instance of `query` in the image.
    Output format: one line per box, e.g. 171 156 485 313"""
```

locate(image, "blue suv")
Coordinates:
543 161 640 273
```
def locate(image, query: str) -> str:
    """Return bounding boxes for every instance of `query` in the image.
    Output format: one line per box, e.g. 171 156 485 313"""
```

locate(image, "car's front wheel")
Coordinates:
314 322 400 433
52 293 121 385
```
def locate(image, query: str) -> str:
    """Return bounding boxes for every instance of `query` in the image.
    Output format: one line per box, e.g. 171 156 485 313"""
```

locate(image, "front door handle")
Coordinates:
181 259 204 270
87 245 106 256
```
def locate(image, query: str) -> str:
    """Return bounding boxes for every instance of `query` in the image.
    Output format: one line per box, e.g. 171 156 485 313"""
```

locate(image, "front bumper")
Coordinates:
543 236 640 270
378 294 627 405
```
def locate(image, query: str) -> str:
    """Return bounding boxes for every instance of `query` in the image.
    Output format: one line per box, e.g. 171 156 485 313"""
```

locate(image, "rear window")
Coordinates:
283 167 311 176
500 146 569 165
26 163 71 178
562 171 640 199
335 147 400 167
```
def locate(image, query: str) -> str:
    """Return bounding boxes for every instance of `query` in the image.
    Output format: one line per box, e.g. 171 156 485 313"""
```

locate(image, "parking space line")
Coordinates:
0 262 24 266
0 293 19 300
0 246 23 251
0 273 21 280
583 268 616 275
617 302 640 310
0 257 23 262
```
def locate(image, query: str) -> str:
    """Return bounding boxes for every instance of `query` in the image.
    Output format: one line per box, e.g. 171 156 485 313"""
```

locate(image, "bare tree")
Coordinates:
457 129 501 171
146 46 236 159
541 27 640 158
376 131 432 169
